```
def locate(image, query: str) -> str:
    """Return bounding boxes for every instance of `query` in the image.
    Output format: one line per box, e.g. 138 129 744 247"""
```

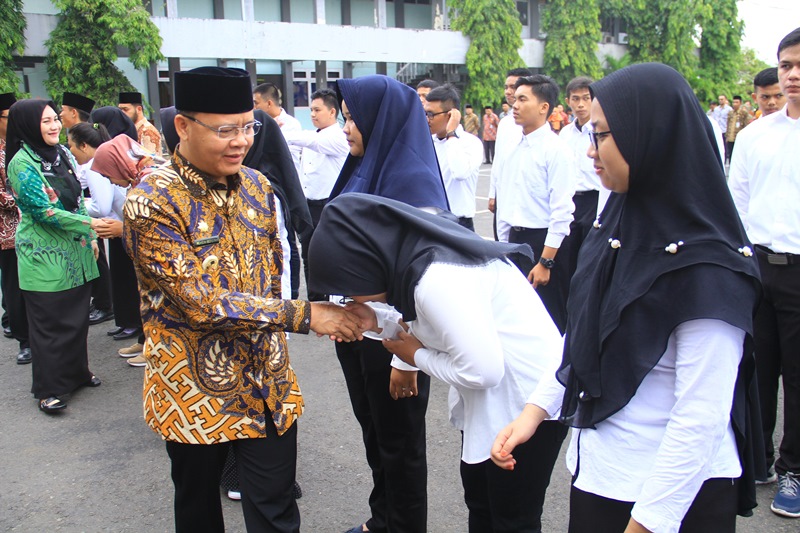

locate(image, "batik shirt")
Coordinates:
0 138 20 250
136 118 163 156
123 151 310 444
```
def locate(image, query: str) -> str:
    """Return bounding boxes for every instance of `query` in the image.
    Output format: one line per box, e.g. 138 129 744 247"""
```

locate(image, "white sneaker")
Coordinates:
227 490 241 501
118 342 143 358
126 354 146 367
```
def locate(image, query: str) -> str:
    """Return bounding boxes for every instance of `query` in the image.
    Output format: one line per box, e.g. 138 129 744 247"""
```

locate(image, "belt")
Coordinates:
573 190 599 197
755 245 800 266
510 226 546 232
307 198 328 205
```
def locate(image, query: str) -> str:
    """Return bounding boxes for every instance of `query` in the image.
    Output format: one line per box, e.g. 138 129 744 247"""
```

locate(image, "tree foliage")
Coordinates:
45 0 164 106
694 0 744 104
449 0 525 108
541 0 603 91
0 0 26 95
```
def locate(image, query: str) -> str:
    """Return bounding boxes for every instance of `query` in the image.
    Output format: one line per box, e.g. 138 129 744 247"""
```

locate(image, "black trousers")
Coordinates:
0 248 29 349
754 247 800 475
166 423 299 533
90 238 112 312
107 238 142 330
508 227 571 334
483 140 496 164
302 198 328 301
725 140 735 162
564 190 599 281
457 217 475 232
568 477 738 533
461 421 567 533
336 339 429 533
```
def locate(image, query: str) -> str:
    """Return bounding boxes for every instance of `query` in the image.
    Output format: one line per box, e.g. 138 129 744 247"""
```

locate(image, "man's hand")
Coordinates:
491 404 548 470
528 263 551 288
309 302 363 342
488 198 496 213
446 108 462 136
382 329 423 367
93 218 124 239
344 302 378 333
389 368 418 400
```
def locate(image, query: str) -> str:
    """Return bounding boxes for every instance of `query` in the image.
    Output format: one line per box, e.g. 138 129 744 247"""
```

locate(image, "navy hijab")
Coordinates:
330 75 449 210
90 106 138 141
308 193 533 322
558 63 761 428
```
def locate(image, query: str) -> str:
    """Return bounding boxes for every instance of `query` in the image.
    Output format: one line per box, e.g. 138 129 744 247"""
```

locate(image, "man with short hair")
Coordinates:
118 92 162 154
123 66 363 533
707 100 718 117
253 82 303 170
489 67 532 242
714 94 732 147
283 88 349 301
728 26 800 519
752 67 786 118
481 105 499 164
59 92 95 129
424 84 483 230
416 79 439 104
0 93 30 364
726 95 751 161
462 104 480 136
499 102 510 120
495 75 575 334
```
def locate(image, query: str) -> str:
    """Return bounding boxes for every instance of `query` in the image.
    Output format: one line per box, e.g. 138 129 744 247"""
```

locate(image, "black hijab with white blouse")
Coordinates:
558 63 761 430
308 193 534 322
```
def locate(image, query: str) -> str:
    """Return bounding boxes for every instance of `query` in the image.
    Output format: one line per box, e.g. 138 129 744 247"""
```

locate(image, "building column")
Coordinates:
167 58 181 106
395 0 404 28
374 0 387 28
342 0 351 25
282 60 294 114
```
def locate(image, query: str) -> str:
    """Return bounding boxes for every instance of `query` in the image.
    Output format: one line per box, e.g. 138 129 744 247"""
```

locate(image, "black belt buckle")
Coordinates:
767 253 789 266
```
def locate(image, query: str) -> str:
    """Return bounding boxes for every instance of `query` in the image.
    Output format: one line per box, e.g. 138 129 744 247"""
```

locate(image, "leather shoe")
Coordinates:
113 327 141 341
16 347 32 364
3 326 12 338
86 375 101 387
89 308 115 325
39 397 67 413
107 326 125 336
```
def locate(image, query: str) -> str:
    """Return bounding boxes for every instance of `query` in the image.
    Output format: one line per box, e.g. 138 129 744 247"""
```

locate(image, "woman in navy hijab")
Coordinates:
319 75 448 533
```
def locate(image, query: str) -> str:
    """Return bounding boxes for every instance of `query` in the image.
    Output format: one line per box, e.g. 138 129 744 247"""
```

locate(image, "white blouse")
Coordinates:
373 259 565 464
82 158 126 221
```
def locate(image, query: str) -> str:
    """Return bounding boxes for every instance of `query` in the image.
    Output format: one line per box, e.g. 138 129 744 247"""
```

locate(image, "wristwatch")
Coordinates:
445 130 458 139
539 257 555 269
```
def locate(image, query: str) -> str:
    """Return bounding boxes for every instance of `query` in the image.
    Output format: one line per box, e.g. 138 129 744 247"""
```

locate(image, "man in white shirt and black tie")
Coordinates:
495 75 575 334
423 84 483 231
728 27 800 519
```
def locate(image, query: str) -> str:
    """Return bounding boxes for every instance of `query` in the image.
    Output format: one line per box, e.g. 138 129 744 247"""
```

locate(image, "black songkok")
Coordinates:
62 92 95 113
174 67 253 114
118 92 143 105
0 93 16 112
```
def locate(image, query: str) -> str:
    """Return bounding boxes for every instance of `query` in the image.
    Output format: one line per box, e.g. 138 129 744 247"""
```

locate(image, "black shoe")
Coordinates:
113 327 141 341
16 347 31 364
89 308 115 325
3 326 12 338
86 375 101 387
39 397 67 413
107 326 125 336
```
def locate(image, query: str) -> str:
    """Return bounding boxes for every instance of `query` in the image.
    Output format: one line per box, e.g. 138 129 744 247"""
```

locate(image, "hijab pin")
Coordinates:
593 219 602 229
738 246 753 257
665 241 684 254
608 238 621 249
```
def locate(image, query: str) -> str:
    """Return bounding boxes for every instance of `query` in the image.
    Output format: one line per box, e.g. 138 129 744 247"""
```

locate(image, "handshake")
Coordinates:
308 301 372 343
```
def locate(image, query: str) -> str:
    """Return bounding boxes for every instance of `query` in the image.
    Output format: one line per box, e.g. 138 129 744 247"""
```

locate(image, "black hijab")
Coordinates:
558 63 761 429
6 99 82 212
5 99 60 163
243 109 313 245
308 193 534 322
90 106 138 141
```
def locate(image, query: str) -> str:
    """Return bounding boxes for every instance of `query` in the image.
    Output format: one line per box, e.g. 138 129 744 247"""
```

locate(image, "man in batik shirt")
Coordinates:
123 67 362 533
118 91 163 154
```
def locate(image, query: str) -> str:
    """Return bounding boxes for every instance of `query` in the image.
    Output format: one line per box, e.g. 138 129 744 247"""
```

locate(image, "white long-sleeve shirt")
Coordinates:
728 105 800 254
371 260 565 464
489 115 522 242
431 125 483 218
275 109 303 176
284 123 349 201
554 319 744 533
82 158 126 220
495 122 576 249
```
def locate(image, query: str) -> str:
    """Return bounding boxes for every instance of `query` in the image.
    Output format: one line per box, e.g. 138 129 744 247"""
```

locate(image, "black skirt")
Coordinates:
23 283 93 398
108 237 142 329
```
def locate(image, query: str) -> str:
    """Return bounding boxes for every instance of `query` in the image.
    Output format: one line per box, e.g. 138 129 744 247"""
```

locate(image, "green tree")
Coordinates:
449 0 525 108
694 0 743 104
0 0 26 95
541 0 603 91
45 0 164 106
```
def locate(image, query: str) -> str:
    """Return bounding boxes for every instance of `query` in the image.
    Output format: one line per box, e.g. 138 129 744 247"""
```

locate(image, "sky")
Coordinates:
737 0 800 63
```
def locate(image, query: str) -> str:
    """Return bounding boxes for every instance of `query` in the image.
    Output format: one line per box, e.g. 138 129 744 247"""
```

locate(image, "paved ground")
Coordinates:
1 164 796 532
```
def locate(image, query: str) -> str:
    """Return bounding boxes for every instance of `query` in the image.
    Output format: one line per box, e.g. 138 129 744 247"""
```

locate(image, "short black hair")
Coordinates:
416 79 439 90
514 75 560 118
507 68 532 78
565 76 594 99
732 95 742 102
254 82 281 106
465 104 473 109
778 27 800 58
484 105 493 110
754 67 779 90
311 88 339 115
77 108 91 122
425 84 460 111
709 100 717 106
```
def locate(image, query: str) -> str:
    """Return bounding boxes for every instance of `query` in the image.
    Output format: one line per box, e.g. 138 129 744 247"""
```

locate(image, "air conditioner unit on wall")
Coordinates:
618 32 629 44
602 33 614 44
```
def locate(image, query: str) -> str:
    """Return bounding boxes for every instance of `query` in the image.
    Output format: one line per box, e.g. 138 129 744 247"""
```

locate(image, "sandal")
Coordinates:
39 397 67 413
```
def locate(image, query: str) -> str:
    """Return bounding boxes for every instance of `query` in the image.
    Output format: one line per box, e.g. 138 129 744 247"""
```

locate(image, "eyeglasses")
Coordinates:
425 110 448 120
180 113 262 140
589 129 612 150
0 114 8 120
